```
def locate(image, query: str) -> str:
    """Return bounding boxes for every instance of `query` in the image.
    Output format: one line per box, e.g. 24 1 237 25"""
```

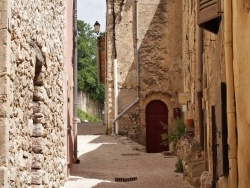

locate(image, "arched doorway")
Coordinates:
146 100 169 153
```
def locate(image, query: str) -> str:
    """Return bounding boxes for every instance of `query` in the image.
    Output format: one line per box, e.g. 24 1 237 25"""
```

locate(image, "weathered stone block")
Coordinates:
0 167 8 187
22 138 31 151
32 137 45 153
9 167 16 181
188 160 205 178
0 102 7 118
0 1 8 12
32 123 45 137
32 102 40 113
34 67 45 86
33 86 47 102
31 169 44 185
0 118 8 166
30 185 45 188
9 141 18 153
200 171 212 188
32 154 44 169
33 113 44 123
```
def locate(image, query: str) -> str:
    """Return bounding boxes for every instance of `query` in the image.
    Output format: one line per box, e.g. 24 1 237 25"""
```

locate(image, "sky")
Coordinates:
77 0 106 32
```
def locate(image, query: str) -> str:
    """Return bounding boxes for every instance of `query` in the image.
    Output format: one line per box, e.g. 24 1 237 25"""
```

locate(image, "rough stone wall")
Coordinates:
6 0 67 187
182 0 225 186
115 0 139 139
0 0 11 186
106 0 138 134
106 0 183 144
139 0 183 145
176 136 205 187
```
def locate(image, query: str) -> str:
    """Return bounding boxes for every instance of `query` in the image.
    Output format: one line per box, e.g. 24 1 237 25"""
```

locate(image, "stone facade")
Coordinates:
176 135 204 187
178 0 250 187
0 0 74 187
181 0 225 184
105 0 250 187
105 0 183 145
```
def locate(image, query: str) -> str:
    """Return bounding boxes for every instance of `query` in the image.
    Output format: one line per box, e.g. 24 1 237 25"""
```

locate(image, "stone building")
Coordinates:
104 0 183 152
103 0 250 187
0 0 75 187
180 0 250 187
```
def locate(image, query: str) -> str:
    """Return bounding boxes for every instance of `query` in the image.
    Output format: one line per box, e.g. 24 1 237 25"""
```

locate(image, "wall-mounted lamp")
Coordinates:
94 21 100 34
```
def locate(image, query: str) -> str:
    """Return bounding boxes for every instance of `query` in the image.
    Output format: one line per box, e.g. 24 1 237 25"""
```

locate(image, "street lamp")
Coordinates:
94 21 100 34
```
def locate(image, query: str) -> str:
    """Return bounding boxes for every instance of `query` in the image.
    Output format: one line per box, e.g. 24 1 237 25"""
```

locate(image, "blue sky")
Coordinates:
78 0 106 32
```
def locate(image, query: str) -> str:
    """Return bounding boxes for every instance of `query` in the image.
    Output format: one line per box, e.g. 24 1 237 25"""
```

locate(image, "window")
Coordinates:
197 0 222 33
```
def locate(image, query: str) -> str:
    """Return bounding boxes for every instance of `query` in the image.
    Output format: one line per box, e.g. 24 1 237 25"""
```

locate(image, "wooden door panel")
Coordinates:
146 100 168 153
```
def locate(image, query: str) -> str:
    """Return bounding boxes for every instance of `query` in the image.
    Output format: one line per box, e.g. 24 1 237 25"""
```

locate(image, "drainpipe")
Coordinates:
135 0 140 98
112 0 140 134
114 59 118 134
224 0 238 187
197 27 204 150
73 0 79 163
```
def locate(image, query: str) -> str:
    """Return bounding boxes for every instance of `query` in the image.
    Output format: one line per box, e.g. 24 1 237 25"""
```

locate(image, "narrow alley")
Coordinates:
64 122 193 188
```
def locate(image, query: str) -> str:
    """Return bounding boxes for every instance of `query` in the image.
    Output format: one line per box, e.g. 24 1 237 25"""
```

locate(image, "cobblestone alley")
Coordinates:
64 122 193 188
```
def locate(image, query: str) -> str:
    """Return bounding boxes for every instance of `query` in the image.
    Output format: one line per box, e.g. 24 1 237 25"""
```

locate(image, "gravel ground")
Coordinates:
64 122 193 188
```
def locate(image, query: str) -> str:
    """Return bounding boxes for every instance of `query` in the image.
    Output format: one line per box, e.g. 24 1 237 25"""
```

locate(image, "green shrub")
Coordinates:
174 158 184 173
77 109 99 122
161 119 186 149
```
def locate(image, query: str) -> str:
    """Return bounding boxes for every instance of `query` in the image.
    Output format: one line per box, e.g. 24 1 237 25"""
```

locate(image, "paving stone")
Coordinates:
64 122 194 188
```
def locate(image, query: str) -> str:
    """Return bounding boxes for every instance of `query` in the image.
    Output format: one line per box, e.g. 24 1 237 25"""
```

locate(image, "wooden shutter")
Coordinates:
197 0 222 33
215 82 229 177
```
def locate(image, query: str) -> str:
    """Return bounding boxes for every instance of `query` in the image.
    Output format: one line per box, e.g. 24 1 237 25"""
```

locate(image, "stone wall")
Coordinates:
106 0 183 144
77 91 104 121
182 0 225 170
138 0 183 145
176 135 204 187
181 0 226 187
106 0 138 134
0 0 11 187
105 0 250 187
0 0 68 187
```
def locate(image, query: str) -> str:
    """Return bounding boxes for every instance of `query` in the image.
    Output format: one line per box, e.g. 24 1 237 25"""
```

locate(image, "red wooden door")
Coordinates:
146 100 168 153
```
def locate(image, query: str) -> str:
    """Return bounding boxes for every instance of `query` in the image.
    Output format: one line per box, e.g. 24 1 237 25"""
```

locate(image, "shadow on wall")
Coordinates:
114 0 182 141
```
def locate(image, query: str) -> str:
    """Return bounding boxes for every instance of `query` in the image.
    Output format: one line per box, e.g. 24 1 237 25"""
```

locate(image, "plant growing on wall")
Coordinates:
174 158 184 173
161 119 186 149
77 20 104 102
77 109 98 122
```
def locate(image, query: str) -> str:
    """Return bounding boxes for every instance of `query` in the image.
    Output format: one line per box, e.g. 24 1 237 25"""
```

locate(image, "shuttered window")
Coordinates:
197 0 222 33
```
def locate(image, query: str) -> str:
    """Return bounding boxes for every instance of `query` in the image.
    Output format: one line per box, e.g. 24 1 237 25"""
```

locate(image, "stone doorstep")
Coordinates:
131 145 146 152
117 136 146 152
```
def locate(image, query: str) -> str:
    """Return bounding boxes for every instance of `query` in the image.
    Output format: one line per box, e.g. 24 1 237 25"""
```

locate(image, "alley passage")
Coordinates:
64 122 193 188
